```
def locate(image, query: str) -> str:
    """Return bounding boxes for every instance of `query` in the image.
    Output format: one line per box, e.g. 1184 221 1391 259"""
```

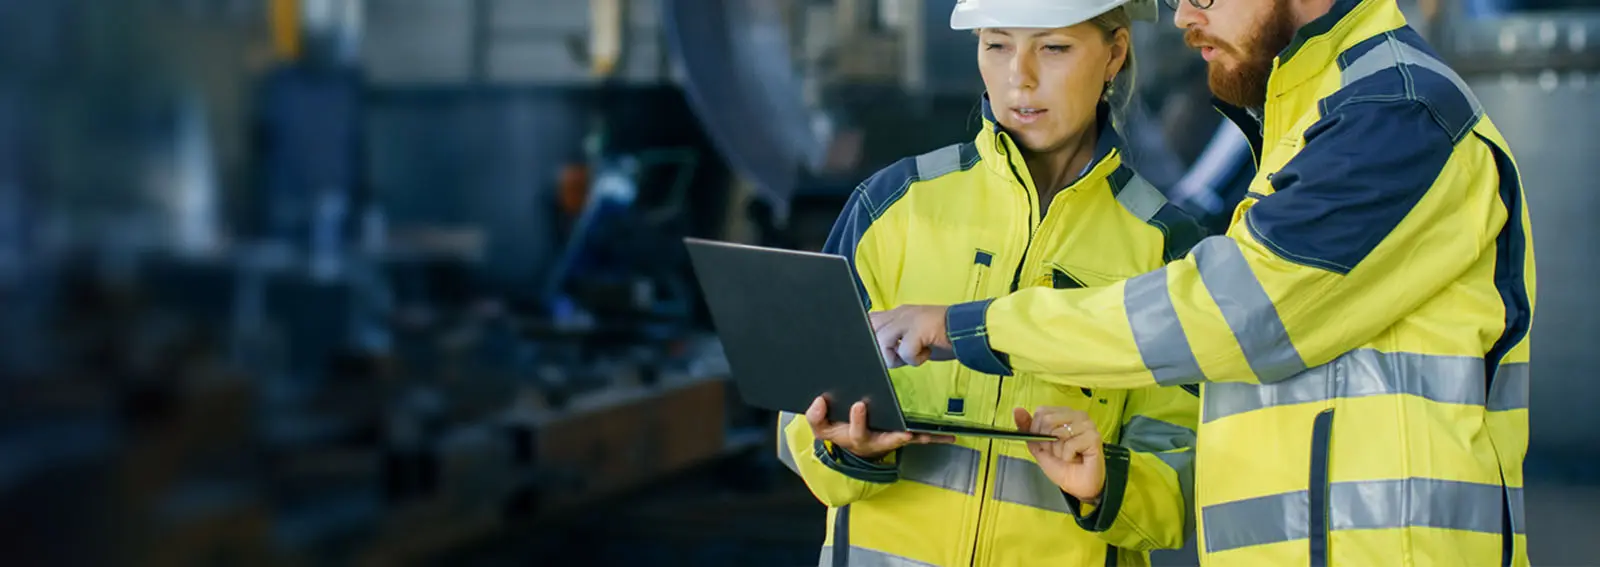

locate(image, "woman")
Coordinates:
775 0 1204 565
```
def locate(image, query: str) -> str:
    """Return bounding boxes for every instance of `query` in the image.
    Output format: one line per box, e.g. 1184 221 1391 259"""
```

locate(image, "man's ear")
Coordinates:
1106 27 1131 83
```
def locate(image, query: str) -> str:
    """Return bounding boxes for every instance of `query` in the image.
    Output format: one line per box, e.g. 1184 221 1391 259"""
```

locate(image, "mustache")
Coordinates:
1184 28 1228 53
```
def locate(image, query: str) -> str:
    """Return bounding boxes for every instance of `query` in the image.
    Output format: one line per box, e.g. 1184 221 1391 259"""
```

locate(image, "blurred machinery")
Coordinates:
662 0 1259 242
0 0 749 565
3 0 1598 565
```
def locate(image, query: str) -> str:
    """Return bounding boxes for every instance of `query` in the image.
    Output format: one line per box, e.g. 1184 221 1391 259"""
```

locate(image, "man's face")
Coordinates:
1175 0 1299 108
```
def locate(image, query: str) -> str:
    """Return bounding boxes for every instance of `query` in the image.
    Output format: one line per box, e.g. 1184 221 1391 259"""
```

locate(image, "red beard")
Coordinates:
1186 0 1299 109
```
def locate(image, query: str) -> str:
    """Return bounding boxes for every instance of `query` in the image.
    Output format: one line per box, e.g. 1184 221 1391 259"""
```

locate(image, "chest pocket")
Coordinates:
944 248 998 416
1051 267 1084 289
1039 262 1134 290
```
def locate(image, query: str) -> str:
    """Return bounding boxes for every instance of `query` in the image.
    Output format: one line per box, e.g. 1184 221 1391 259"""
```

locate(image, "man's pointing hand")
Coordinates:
868 305 956 369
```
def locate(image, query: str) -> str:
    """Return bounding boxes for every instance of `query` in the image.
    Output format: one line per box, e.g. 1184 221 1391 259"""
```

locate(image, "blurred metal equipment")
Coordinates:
660 0 826 213
1441 6 1600 464
1 1 752 565
544 148 698 320
661 0 1254 237
361 0 670 85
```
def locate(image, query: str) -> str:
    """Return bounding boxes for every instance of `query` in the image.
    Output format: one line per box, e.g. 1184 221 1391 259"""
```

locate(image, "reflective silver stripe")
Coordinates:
1508 486 1526 534
1191 237 1307 383
1334 478 1503 532
777 412 801 475
1154 450 1194 477
819 546 939 567
993 455 1071 514
1202 490 1308 554
914 144 963 180
1112 390 1202 540
1203 349 1506 423
1125 267 1205 386
1125 415 1199 541
1202 478 1506 553
1121 415 1196 453
1116 173 1168 223
1341 34 1416 87
1341 39 1397 86
1489 362 1529 411
1342 35 1483 117
1156 448 1198 539
900 443 981 495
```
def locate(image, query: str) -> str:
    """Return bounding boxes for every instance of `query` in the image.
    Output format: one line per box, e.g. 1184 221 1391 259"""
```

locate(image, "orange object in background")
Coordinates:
269 0 301 61
558 163 591 217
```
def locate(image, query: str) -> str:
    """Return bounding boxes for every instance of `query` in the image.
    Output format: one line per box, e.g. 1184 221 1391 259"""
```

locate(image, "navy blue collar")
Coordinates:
1278 0 1363 66
1213 97 1264 165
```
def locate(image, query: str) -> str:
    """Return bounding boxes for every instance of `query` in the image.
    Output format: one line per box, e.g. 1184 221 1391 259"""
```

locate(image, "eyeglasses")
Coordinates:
1161 0 1215 10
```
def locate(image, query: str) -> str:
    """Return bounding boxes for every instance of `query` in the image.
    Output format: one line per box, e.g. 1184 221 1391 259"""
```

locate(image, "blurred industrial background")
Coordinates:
0 0 1594 565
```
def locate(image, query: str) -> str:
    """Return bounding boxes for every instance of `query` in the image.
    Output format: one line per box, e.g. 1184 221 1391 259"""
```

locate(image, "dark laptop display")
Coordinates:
684 238 1053 441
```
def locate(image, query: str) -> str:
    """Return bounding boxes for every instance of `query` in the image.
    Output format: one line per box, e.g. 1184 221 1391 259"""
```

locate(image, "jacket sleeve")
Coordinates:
778 411 902 506
945 98 1499 387
1064 385 1198 551
775 184 907 506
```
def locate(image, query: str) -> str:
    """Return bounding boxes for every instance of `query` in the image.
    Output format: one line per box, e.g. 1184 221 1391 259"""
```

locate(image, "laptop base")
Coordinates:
905 420 1057 441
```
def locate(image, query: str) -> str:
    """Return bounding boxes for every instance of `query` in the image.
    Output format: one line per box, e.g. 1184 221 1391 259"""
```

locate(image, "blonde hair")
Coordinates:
1087 6 1137 134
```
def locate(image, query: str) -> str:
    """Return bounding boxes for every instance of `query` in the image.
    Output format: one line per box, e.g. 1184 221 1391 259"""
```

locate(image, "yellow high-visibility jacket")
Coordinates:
779 101 1208 567
944 1 1535 566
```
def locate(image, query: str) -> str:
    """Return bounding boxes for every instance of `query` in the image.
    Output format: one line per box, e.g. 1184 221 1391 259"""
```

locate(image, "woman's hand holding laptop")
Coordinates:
806 396 956 461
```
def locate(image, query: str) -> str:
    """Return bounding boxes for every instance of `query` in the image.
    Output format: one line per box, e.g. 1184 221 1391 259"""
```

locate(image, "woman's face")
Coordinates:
978 24 1126 154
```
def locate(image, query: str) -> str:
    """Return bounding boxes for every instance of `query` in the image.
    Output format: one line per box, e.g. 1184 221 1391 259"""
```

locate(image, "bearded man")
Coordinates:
869 0 1537 564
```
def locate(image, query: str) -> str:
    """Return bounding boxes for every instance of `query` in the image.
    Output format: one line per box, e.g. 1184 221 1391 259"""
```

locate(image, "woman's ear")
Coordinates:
1105 27 1130 83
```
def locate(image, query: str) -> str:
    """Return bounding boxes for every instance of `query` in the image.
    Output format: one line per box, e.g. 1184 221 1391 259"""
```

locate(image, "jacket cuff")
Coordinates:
947 299 1013 376
814 439 899 484
1064 444 1131 532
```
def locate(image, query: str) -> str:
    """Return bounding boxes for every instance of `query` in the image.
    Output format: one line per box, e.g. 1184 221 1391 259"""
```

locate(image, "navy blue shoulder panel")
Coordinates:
1322 28 1483 143
1247 29 1477 275
821 142 983 308
1248 98 1457 274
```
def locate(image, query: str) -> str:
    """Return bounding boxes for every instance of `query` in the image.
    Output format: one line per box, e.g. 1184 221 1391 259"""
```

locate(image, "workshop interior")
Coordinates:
0 0 1596 565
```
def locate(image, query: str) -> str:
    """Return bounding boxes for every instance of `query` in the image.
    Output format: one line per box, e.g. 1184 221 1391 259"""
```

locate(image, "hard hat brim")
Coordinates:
950 0 1158 30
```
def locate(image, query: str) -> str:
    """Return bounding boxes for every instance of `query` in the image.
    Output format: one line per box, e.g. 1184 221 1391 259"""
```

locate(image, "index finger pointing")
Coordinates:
868 310 890 331
877 326 908 369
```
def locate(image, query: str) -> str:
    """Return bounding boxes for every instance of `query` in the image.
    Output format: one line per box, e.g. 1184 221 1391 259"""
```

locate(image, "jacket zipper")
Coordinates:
1005 164 1040 293
1308 408 1335 567
967 440 997 566
967 133 1043 566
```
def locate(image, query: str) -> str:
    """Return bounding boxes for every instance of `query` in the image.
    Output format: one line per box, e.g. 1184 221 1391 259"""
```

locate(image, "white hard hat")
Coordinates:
950 0 1158 30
